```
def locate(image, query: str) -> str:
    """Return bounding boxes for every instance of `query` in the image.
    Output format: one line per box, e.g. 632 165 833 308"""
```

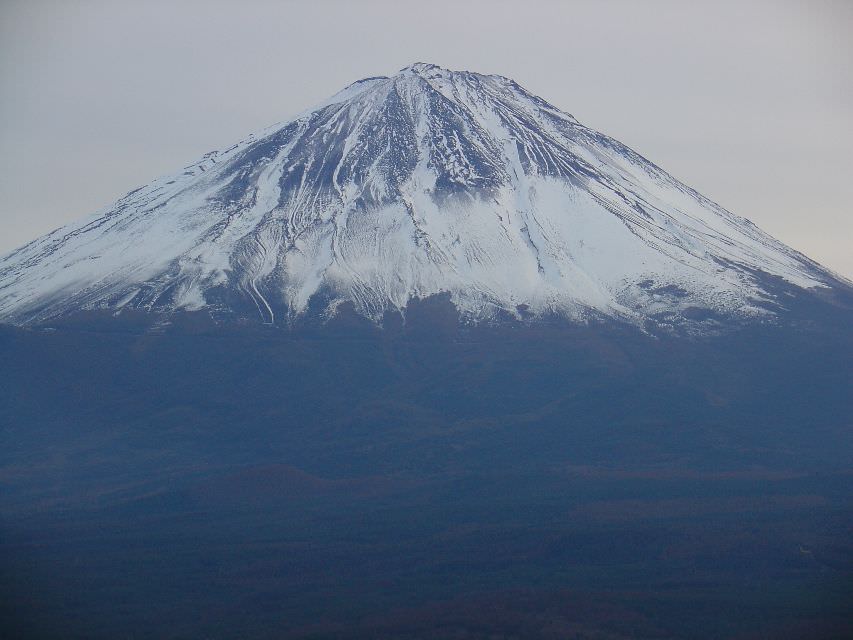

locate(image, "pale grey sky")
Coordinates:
1 0 851 277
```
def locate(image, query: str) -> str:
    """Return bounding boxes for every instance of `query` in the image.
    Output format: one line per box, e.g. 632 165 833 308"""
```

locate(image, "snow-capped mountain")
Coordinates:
0 63 843 327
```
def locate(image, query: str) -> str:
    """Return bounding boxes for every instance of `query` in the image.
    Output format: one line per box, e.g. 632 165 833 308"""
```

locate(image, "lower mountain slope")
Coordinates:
1 308 852 638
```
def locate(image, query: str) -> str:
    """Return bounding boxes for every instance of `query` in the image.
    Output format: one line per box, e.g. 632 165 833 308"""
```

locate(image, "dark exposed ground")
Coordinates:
1 298 852 639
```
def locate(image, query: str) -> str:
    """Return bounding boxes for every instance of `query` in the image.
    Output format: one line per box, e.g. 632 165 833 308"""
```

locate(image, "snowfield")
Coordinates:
0 63 837 327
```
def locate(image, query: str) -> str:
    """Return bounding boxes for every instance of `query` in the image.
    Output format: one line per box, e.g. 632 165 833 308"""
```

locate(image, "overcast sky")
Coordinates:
1 0 851 277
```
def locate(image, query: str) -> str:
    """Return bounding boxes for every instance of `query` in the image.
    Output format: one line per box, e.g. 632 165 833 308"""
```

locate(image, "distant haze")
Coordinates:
1 0 851 278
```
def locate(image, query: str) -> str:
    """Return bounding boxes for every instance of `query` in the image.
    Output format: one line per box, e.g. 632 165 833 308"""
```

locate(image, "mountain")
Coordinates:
0 62 847 328
3 63 853 640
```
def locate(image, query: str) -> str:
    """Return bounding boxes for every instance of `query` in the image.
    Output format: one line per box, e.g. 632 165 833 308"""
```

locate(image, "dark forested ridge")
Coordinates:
1 299 852 638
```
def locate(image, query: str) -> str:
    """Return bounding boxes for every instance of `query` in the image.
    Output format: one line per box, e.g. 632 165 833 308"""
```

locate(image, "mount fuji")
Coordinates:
0 63 848 328
3 64 853 640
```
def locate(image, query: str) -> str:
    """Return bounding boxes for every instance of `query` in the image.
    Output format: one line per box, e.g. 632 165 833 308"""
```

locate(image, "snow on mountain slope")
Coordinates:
0 63 840 327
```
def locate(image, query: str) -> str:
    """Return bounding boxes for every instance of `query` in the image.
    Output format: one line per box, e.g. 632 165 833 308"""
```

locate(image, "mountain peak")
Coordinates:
399 62 444 74
0 66 842 328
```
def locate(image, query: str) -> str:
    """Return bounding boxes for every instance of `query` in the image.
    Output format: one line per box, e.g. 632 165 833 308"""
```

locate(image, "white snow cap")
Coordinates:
0 64 837 327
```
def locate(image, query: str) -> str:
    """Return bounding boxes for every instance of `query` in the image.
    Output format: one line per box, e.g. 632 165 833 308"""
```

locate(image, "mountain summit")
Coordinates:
0 64 844 327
